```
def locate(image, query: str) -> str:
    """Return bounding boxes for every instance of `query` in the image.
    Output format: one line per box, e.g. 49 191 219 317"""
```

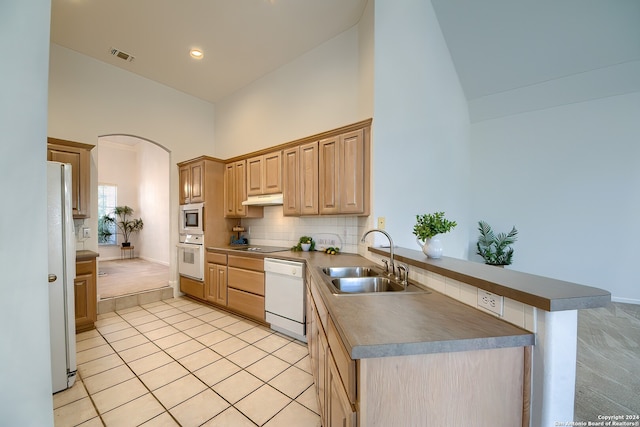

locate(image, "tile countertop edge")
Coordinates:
369 246 611 312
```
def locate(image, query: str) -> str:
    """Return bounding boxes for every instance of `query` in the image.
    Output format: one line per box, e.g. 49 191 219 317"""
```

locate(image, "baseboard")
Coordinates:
139 256 170 266
611 296 640 305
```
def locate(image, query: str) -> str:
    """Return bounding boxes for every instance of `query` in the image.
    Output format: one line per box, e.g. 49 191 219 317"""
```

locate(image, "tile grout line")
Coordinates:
74 298 318 426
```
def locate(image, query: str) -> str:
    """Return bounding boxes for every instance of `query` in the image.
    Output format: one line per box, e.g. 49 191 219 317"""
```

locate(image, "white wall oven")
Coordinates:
179 203 204 235
177 234 204 280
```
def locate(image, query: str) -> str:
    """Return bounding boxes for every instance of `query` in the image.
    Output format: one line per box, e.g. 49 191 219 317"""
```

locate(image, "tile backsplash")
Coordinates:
240 206 370 253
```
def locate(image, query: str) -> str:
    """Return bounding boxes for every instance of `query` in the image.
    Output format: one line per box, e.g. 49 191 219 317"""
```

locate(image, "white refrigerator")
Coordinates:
47 161 77 393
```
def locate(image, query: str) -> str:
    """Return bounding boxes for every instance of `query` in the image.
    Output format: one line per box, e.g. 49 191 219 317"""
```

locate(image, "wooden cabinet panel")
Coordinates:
247 156 263 196
247 151 282 196
47 138 93 218
319 137 340 215
283 142 318 216
338 129 366 214
328 317 357 403
207 252 227 265
179 160 205 204
228 267 264 296
328 355 357 427
206 263 227 306
228 255 263 272
74 257 96 333
180 275 204 300
282 146 300 215
227 288 265 321
224 161 262 218
319 130 368 215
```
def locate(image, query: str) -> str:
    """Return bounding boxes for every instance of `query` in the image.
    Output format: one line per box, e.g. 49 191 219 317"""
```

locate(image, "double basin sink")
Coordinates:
321 266 429 295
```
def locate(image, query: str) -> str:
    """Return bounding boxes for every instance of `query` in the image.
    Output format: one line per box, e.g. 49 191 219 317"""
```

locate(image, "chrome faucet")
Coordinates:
361 228 396 278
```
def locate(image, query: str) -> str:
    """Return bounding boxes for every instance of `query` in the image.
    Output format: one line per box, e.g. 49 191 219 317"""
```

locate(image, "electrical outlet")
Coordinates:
477 289 504 316
82 228 90 238
377 217 386 229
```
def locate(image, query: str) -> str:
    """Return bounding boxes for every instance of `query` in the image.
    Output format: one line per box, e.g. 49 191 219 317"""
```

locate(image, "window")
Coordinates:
98 184 117 245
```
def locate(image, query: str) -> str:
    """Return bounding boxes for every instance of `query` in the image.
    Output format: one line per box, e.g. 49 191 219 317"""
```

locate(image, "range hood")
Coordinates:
241 193 284 206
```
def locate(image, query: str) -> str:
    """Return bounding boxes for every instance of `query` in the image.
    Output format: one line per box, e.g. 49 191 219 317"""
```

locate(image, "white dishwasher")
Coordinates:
264 258 306 342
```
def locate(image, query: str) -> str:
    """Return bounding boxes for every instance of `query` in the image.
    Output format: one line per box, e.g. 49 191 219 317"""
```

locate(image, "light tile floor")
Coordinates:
53 296 321 426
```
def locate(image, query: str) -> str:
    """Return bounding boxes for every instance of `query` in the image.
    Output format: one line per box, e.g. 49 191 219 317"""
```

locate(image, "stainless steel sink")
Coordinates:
322 266 379 278
328 277 428 294
332 277 402 293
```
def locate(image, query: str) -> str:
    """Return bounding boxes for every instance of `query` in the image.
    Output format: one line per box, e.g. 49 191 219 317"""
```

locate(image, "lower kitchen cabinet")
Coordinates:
307 274 528 427
75 252 97 333
227 255 265 321
180 275 204 300
206 252 227 306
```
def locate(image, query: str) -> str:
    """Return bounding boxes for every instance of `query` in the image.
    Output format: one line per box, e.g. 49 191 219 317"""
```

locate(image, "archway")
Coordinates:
96 134 171 299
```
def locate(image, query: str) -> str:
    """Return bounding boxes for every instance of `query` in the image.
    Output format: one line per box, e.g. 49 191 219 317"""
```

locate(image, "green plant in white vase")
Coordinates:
413 212 457 259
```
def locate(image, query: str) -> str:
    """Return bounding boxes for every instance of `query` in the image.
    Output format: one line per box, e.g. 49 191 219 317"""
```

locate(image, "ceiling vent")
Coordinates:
109 47 135 62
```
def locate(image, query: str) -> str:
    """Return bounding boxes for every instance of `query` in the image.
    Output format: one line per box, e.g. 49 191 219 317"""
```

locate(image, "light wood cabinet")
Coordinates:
224 160 262 218
227 255 265 321
283 142 319 216
179 160 204 205
328 355 357 427
47 138 94 219
319 129 369 215
247 150 282 196
206 252 227 306
75 254 97 333
180 275 204 300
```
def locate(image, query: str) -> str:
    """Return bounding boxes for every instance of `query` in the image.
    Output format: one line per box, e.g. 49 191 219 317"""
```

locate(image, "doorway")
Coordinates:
96 135 170 300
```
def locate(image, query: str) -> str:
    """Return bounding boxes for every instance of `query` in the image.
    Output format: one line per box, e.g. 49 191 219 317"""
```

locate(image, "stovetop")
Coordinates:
229 245 290 253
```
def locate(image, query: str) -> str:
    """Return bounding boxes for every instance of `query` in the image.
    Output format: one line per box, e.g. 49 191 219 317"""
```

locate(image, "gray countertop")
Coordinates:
369 247 611 312
207 247 535 359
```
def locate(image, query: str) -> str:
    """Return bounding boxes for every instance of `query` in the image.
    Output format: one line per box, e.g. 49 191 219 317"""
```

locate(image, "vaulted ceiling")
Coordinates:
51 0 640 105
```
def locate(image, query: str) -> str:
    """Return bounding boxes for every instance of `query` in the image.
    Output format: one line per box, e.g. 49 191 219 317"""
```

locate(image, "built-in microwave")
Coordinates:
179 203 204 235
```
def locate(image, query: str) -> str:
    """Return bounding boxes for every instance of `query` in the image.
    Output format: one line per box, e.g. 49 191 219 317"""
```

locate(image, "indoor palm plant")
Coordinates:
99 206 144 247
476 220 518 266
413 212 457 258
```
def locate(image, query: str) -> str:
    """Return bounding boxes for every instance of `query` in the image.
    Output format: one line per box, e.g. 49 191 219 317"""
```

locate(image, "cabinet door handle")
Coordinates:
48 274 57 283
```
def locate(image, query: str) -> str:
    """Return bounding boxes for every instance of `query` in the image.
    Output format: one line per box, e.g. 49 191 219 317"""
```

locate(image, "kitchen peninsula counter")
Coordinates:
369 246 611 311
206 246 534 359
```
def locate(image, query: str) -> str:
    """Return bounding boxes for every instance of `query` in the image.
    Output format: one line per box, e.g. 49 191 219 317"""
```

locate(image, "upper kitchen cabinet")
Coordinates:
283 141 319 216
47 138 94 219
179 159 204 204
319 128 369 216
224 160 263 219
247 150 282 196
177 156 234 247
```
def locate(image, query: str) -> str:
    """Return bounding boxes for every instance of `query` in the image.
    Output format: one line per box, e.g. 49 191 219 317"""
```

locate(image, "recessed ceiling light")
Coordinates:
190 49 204 59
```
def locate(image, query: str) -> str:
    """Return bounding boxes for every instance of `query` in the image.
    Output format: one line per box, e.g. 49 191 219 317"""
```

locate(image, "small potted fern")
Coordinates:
476 221 518 266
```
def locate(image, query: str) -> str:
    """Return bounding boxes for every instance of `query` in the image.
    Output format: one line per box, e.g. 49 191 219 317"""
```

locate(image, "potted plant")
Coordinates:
99 206 144 247
292 236 315 252
413 212 457 259
476 221 518 266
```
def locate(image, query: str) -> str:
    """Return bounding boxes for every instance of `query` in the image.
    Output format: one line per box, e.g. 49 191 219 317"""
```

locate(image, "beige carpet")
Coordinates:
97 258 169 299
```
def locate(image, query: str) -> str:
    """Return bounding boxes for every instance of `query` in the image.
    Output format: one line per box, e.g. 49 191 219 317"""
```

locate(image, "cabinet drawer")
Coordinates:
328 317 357 404
228 255 264 272
207 252 227 265
227 288 265 321
180 276 204 299
228 267 264 296
76 259 94 275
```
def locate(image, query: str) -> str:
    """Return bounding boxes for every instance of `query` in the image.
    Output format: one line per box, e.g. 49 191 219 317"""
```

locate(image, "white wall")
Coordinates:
0 0 56 424
48 44 217 289
470 92 640 303
214 25 364 158
371 0 471 256
137 141 170 265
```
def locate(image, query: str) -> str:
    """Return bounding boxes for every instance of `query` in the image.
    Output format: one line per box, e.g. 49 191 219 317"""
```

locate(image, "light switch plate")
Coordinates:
82 228 90 238
377 217 386 229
